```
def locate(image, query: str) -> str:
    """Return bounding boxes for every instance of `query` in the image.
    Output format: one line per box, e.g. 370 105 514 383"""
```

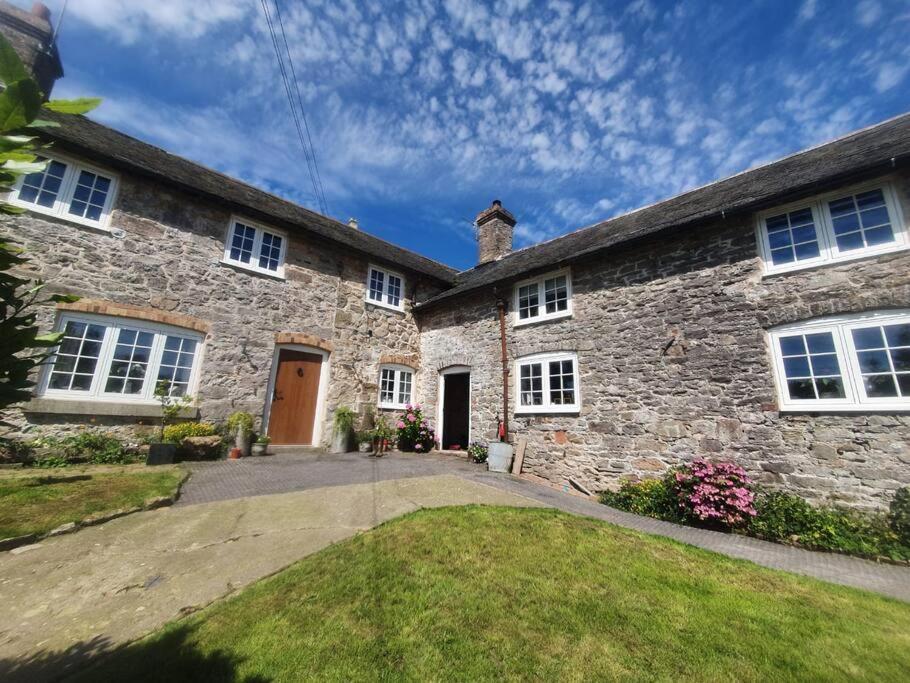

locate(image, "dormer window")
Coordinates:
756 181 907 275
222 217 287 277
9 154 117 229
366 265 405 311
513 269 573 326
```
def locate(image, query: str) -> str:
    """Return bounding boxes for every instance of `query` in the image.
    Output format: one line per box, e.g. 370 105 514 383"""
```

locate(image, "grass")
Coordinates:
0 466 185 539
75 506 910 682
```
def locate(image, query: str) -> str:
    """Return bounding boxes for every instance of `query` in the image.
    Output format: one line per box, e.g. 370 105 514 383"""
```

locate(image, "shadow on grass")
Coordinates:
31 475 93 486
0 627 270 683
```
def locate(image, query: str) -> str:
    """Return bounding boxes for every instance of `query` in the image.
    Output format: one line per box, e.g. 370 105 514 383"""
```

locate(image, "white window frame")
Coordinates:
377 364 414 410
221 216 288 278
6 152 119 230
756 180 908 276
38 312 205 404
513 268 573 327
365 264 406 312
769 310 910 412
514 351 581 415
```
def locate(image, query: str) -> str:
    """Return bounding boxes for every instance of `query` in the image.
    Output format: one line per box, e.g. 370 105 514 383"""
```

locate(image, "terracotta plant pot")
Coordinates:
228 447 242 460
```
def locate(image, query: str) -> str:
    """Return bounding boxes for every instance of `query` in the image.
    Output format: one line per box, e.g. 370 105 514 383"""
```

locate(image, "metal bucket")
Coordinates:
487 442 514 473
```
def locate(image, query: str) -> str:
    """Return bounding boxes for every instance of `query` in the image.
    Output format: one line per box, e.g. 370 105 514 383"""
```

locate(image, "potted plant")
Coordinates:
147 380 192 466
251 434 271 456
226 411 254 458
357 430 373 453
331 406 356 454
372 415 395 456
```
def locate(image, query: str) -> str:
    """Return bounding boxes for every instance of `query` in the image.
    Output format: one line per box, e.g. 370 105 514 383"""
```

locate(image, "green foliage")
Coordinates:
255 434 271 445
466 442 488 463
162 422 216 444
600 479 910 562
23 431 139 467
0 33 100 416
333 406 356 435
748 491 908 561
889 487 910 544
154 380 193 440
600 477 683 522
226 411 255 437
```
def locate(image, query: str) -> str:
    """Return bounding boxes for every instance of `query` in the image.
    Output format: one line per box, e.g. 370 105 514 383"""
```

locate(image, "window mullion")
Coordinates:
542 361 552 409
55 163 79 218
838 325 864 406
815 199 837 262
251 228 264 268
144 332 166 400
92 325 118 398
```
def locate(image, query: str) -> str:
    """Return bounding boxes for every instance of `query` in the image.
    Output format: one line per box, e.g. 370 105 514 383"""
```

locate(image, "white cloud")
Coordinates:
856 0 883 27
797 0 817 23
874 61 909 92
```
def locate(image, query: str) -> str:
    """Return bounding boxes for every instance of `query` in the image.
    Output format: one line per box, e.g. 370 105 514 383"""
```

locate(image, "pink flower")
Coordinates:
407 414 416 422
415 443 423 450
397 421 405 429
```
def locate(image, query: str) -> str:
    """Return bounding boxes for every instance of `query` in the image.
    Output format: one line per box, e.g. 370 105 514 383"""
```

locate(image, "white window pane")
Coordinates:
765 208 820 265
369 269 384 301
68 169 112 221
387 275 402 307
828 190 894 252
520 363 543 405
778 332 845 400
258 232 282 271
518 283 539 319
544 276 568 314
104 328 154 395
380 368 395 403
157 336 198 396
49 320 107 392
230 223 256 263
851 323 910 399
19 159 67 208
397 370 412 405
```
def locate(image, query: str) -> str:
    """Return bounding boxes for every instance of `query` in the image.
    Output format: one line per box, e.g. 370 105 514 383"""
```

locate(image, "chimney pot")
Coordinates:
347 217 359 230
31 3 51 22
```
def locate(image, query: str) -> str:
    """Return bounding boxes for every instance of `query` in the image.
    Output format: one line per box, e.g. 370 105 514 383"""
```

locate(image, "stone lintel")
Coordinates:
275 332 334 352
22 398 199 419
57 299 210 334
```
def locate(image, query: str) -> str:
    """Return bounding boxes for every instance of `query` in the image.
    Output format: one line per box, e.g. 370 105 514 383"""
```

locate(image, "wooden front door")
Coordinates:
268 349 323 445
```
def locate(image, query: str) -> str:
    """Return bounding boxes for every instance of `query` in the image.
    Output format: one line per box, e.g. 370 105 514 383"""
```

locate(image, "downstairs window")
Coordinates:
378 365 413 409
515 352 580 414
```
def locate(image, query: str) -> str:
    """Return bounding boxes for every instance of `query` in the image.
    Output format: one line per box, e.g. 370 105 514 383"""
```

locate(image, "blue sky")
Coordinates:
24 0 910 270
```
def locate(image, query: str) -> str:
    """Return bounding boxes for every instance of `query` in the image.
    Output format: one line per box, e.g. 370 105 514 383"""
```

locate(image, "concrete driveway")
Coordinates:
0 466 542 682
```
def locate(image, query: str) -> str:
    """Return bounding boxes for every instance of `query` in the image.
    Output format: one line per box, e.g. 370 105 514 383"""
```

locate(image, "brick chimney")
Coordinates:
475 199 515 264
0 1 63 98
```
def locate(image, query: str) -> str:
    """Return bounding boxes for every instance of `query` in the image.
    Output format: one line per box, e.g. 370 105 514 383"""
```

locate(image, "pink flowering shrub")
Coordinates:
395 404 436 452
673 459 756 528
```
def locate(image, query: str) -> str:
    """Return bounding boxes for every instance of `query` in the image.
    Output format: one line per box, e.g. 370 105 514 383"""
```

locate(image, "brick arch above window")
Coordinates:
57 299 210 335
380 353 418 370
435 355 473 372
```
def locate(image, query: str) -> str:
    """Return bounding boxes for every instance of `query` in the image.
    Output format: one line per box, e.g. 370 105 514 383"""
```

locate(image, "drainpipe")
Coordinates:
496 297 509 442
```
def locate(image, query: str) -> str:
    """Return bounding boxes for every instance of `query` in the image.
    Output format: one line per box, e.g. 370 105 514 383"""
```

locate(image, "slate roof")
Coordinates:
418 111 910 309
39 111 459 285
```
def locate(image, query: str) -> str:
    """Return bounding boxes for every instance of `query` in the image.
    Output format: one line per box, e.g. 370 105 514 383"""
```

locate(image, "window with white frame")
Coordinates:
769 311 910 412
8 154 117 228
222 218 287 276
515 351 580 413
41 314 204 402
378 365 413 409
366 265 405 311
757 182 907 274
514 269 572 325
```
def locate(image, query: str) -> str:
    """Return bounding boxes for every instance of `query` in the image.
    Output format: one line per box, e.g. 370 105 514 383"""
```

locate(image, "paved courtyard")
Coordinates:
1 450 909 682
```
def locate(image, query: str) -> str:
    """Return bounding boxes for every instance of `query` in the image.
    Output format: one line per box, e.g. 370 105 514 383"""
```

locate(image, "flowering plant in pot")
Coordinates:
371 415 395 456
395 403 435 453
226 411 254 458
466 442 488 463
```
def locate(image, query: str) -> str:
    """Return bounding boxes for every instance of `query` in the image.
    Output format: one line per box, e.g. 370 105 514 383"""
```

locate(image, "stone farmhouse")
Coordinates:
2 3 908 509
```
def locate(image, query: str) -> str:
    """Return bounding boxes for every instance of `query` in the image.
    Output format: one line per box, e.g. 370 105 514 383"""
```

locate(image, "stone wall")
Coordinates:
1 166 438 444
419 170 910 510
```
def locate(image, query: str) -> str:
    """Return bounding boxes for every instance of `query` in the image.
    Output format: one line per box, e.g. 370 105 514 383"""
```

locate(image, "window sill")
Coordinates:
13 203 113 233
378 403 409 411
515 406 581 416
219 259 286 281
365 299 405 314
22 397 199 419
762 241 910 277
514 310 573 328
779 404 910 414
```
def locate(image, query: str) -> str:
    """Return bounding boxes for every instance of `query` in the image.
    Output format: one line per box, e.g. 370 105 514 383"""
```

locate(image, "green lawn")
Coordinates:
78 506 910 681
0 467 185 539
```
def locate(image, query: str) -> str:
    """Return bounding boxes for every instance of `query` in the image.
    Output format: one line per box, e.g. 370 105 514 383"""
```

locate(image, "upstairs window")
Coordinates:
378 365 413 409
366 265 405 311
222 218 287 277
9 154 117 228
514 269 573 326
770 311 910 412
515 351 580 414
757 182 907 275
42 314 204 402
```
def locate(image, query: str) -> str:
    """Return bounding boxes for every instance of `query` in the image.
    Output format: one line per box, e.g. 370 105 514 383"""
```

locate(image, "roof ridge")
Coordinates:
46 112 460 279
495 110 910 267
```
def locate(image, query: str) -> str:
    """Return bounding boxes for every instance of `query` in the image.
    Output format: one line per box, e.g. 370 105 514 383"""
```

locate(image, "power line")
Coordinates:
273 0 328 215
259 0 328 215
